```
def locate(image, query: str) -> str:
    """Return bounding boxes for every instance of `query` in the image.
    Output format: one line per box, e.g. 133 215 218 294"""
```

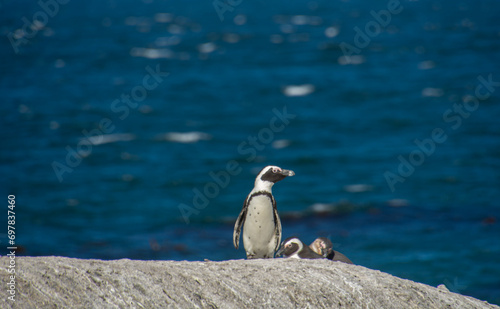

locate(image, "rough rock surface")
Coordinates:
1 256 498 309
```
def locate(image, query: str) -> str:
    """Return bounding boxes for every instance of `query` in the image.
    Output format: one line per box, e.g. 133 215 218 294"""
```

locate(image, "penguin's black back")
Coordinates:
299 248 324 259
328 250 353 264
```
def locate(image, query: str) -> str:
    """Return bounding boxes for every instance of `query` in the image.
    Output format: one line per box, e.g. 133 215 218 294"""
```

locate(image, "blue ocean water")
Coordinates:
1 0 499 304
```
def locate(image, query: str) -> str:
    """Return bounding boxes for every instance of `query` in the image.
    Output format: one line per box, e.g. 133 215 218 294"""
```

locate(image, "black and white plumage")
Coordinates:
276 237 324 259
233 165 295 259
310 237 353 264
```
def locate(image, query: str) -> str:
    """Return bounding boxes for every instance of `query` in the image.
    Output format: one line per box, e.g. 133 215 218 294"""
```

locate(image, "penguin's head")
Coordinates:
310 237 333 257
276 237 303 258
255 165 295 188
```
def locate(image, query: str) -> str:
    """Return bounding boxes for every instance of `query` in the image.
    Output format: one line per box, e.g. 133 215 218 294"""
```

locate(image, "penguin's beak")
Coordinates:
280 169 295 177
275 246 285 257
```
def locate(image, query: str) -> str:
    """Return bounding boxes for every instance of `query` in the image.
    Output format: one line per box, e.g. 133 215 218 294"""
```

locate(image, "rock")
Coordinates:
437 284 450 292
1 256 498 309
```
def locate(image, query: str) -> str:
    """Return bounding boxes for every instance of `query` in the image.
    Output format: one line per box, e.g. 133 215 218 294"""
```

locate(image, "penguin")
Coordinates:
309 237 353 264
233 165 295 259
276 237 324 259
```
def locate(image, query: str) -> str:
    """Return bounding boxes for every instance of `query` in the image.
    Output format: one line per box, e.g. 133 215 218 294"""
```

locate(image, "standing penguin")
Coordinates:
233 165 295 259
276 237 324 259
310 237 353 264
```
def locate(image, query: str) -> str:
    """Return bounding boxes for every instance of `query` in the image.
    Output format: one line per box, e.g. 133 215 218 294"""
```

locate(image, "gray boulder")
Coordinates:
1 256 498 308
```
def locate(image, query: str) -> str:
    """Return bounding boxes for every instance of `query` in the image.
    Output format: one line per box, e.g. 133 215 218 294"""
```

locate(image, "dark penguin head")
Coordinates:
254 165 295 191
310 237 334 258
276 237 324 259
276 237 302 258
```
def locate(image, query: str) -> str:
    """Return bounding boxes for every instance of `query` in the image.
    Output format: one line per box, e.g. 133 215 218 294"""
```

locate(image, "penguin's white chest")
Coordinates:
242 195 277 256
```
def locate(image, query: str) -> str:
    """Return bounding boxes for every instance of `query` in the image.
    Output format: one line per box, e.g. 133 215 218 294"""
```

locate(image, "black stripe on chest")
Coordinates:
246 191 275 207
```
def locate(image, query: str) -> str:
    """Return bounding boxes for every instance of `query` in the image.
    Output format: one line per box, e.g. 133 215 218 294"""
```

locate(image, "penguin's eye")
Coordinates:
272 167 280 173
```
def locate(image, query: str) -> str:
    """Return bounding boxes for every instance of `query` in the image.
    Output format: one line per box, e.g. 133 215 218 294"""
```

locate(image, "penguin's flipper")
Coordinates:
271 197 282 253
233 204 247 250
